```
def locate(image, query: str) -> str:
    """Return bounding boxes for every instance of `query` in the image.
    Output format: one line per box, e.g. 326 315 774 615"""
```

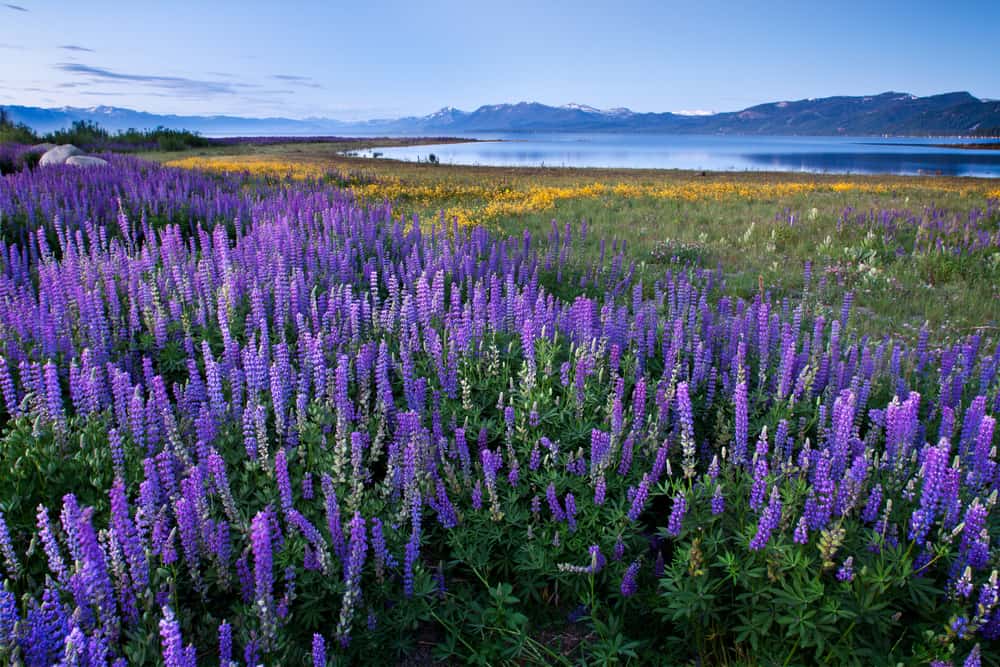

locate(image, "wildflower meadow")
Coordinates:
0 153 997 665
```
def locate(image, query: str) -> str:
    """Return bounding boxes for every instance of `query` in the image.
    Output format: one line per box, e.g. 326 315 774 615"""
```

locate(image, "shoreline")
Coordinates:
147 138 1000 184
862 141 1000 151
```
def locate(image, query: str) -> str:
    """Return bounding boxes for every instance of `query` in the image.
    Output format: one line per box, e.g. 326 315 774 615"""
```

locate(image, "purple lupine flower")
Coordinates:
0 512 20 577
312 633 327 667
546 483 565 521
617 434 634 476
350 431 367 482
43 360 65 429
611 381 624 436
627 476 650 522
454 427 471 479
0 587 17 647
74 506 119 630
565 493 577 532
620 560 640 597
959 500 989 569
159 606 185 667
650 442 670 483
275 448 293 514
711 485 725 515
590 429 612 475
370 517 395 580
302 472 314 500
504 405 515 430
733 379 748 464
632 376 647 432
336 512 368 646
110 476 148 592
507 463 520 488
20 586 67 665
830 389 857 478
433 479 459 529
0 355 19 418
969 415 996 485
613 538 626 561
836 556 855 582
749 486 782 551
667 493 686 537
749 435 770 511
245 640 260 667
207 448 239 523
287 509 330 574
174 495 201 573
242 400 258 460
977 572 999 618
529 444 541 471
471 480 483 511
481 448 503 517
908 440 949 544
964 645 981 667
793 516 809 544
108 427 126 478
955 567 974 598
403 531 420 597
219 621 233 667
861 484 883 524
334 354 353 422
594 476 607 506
321 474 346 561
804 453 834 531
675 382 696 478
251 508 275 640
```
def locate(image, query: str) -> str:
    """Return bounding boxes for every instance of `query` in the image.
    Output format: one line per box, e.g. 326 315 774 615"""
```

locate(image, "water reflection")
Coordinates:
739 151 1000 176
355 134 1000 177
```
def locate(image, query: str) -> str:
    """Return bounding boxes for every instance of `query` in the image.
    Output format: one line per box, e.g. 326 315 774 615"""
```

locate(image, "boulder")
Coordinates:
65 155 109 168
39 144 84 166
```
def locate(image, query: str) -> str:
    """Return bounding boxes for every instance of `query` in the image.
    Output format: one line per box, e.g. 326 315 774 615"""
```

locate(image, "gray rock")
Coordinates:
65 155 109 168
39 144 84 166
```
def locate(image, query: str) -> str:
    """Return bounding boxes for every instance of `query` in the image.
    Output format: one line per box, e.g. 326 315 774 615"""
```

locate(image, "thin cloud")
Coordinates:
60 45 95 53
4 4 28 11
272 74 322 89
56 62 242 97
0 43 25 49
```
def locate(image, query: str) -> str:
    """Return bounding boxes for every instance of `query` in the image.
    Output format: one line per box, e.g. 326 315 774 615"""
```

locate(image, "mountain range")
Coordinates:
5 91 1000 137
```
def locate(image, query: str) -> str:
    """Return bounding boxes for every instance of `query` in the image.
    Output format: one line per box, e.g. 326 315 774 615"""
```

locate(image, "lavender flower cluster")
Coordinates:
0 159 995 663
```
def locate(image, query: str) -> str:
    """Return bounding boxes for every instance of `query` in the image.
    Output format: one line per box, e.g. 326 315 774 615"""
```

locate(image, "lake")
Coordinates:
352 134 1000 177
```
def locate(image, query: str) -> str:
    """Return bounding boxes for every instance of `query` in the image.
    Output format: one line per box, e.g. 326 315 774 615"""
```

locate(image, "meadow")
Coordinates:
161 144 1000 339
0 142 997 665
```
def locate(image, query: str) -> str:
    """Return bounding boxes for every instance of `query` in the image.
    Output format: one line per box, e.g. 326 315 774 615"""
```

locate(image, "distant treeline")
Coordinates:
0 108 213 151
972 127 1000 137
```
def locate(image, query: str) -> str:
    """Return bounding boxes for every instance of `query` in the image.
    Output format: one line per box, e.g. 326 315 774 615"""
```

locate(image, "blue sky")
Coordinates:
1 1 998 120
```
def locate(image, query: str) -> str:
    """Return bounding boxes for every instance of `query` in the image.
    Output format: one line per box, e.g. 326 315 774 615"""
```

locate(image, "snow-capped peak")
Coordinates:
426 106 462 119
562 103 634 117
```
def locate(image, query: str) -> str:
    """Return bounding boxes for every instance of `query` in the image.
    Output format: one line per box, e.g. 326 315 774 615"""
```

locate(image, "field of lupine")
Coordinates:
0 154 998 666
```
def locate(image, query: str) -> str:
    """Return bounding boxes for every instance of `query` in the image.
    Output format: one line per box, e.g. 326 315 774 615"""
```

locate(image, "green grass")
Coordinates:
500 191 1000 342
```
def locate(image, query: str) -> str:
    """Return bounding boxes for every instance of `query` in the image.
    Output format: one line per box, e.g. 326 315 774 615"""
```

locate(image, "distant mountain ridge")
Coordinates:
6 91 1000 137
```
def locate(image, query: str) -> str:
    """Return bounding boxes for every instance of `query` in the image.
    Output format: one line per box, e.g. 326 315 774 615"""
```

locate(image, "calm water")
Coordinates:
353 134 1000 177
